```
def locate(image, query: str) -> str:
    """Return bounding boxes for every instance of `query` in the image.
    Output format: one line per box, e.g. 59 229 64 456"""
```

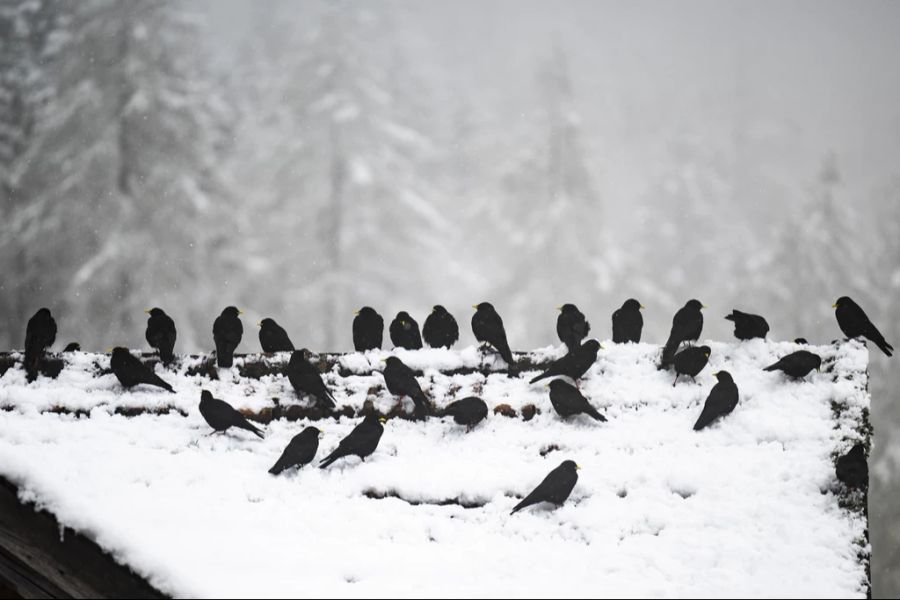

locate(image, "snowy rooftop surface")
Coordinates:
0 340 870 598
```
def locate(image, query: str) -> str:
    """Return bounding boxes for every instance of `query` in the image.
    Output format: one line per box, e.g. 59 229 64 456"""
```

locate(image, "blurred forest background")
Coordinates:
0 0 898 593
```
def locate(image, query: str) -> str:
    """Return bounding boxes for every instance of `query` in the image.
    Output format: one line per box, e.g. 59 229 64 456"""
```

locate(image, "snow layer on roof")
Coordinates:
0 340 870 598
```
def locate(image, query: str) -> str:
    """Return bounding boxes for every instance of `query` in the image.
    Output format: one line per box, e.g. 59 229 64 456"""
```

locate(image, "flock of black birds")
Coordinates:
17 296 886 513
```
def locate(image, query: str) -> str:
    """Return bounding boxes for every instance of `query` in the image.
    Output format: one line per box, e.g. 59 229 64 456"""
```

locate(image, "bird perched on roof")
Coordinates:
198 389 263 438
529 340 601 384
693 371 739 431
287 349 335 410
835 443 868 490
24 308 56 383
548 380 606 422
612 299 643 344
556 304 590 351
269 426 322 474
764 350 822 379
511 460 579 515
382 356 430 418
145 308 177 365
661 300 704 368
110 347 174 393
472 302 516 374
834 296 893 357
672 345 711 386
63 342 81 352
441 397 488 431
258 318 295 353
353 307 383 352
213 306 243 368
390 311 423 350
725 309 769 341
423 305 459 349
319 413 385 468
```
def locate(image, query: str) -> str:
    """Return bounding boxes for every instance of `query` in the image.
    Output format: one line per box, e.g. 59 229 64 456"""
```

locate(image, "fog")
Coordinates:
1 0 899 594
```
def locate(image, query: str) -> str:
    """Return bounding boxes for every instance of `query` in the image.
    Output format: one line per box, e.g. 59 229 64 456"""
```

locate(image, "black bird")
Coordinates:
693 371 739 431
110 347 174 393
382 356 430 417
612 299 643 344
548 380 606 421
287 349 336 410
213 306 243 368
556 304 590 351
319 413 385 468
661 300 704 367
835 444 868 490
198 389 263 438
725 309 769 341
529 339 601 384
472 302 516 372
511 460 579 515
764 350 822 379
145 308 177 364
794 338 809 345
834 296 893 357
442 397 488 430
353 306 384 351
422 305 459 349
63 342 81 352
672 345 711 386
258 318 295 353
24 308 56 382
269 426 322 474
389 311 423 350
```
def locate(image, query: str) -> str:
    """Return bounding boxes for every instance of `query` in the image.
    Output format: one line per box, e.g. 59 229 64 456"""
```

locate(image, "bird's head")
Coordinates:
258 318 276 328
355 306 377 317
145 307 165 317
583 339 602 353
378 416 386 424
686 299 705 311
33 307 52 318
110 347 128 359
700 346 712 358
561 460 580 472
712 370 733 383
432 305 447 314
395 311 412 325
622 298 643 311
200 389 213 402
383 356 402 369
556 303 578 313
833 296 853 309
548 379 569 392
222 306 242 318
473 302 494 312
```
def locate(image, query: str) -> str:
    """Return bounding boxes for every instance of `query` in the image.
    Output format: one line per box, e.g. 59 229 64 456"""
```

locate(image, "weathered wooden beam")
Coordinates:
0 478 166 599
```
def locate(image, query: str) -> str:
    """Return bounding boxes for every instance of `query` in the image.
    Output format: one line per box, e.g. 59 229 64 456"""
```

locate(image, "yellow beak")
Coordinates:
701 304 707 309
144 308 152 314
256 321 262 327
576 464 581 470
472 305 478 309
640 304 646 310
555 306 562 311
712 371 720 376
354 310 360 315
378 417 386 423
832 302 838 308
105 346 114 353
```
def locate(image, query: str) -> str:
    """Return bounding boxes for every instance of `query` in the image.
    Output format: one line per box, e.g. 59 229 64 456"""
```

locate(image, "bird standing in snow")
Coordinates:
763 350 821 379
24 308 56 382
213 306 243 368
319 413 385 468
441 396 488 431
269 426 322 474
834 296 893 357
661 300 704 367
529 339 601 384
693 371 739 431
835 444 868 490
382 356 431 418
353 306 384 351
556 304 590 351
390 311 423 350
198 389 263 438
258 318 295 353
110 347 174 393
423 305 459 349
548 380 606 421
672 345 711 386
472 302 517 374
724 309 769 341
511 460 580 515
286 349 336 410
145 308 177 365
612 299 643 344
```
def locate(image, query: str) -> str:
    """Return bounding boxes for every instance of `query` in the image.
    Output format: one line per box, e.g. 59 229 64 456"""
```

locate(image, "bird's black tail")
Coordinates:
529 370 550 385
873 334 894 357
241 420 264 439
499 343 517 376
660 336 678 368
319 449 342 469
160 347 175 365
24 350 40 383
268 459 286 475
586 405 607 422
762 362 779 372
151 374 176 393
693 412 714 431
510 495 532 515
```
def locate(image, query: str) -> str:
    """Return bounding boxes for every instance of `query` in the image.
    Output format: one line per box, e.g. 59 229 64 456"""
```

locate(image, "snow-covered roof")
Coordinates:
0 340 870 597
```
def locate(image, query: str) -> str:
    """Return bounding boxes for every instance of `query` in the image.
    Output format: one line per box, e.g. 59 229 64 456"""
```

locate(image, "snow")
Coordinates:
0 339 870 598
